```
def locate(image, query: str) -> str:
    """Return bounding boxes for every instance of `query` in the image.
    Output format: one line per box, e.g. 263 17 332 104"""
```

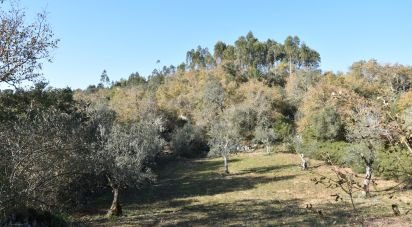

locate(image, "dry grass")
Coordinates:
73 151 412 226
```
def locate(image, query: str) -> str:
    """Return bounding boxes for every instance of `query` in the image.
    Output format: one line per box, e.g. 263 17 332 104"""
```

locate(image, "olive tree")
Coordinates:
0 109 89 213
254 125 277 153
91 108 164 216
203 77 225 114
346 103 386 197
208 112 241 174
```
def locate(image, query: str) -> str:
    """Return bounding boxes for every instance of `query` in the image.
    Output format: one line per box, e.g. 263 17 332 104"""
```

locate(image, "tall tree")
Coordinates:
235 35 248 71
214 41 227 65
99 70 110 88
299 43 320 70
284 36 300 76
186 46 214 71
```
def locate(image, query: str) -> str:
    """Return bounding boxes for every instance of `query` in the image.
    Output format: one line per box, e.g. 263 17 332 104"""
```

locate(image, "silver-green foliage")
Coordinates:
254 125 277 152
0 109 89 212
208 111 242 173
172 123 206 158
95 117 165 189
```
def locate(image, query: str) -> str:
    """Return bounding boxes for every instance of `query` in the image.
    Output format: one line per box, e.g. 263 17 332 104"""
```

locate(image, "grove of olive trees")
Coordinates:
1 1 411 225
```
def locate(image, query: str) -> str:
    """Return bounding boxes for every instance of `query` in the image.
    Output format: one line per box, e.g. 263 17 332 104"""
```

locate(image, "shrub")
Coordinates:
296 140 352 167
171 123 208 158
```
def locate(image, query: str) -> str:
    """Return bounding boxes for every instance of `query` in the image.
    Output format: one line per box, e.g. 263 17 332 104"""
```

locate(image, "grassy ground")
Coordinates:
74 151 412 226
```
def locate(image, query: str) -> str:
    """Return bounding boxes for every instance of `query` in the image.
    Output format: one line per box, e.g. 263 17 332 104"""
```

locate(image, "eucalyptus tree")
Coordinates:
299 43 321 70
222 45 236 62
214 41 227 65
284 36 300 76
245 32 260 69
235 31 267 75
186 46 215 71
234 35 248 71
265 39 285 73
99 70 110 88
252 40 268 74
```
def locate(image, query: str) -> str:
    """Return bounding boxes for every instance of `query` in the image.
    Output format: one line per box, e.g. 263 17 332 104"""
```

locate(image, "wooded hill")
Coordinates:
1 26 412 224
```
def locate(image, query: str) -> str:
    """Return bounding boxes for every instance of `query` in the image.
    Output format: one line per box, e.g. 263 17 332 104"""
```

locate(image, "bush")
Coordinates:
296 140 352 167
171 123 208 158
1 208 67 226
0 109 91 213
377 147 412 180
304 107 345 141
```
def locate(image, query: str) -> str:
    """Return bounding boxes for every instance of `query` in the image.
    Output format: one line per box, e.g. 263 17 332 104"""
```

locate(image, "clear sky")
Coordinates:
19 0 412 89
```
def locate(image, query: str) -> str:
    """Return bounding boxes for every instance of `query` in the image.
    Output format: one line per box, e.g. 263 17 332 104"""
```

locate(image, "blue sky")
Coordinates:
19 0 412 89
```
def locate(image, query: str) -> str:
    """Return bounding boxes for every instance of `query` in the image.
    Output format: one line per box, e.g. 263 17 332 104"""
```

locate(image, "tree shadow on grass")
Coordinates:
131 173 297 204
121 157 298 206
79 156 371 226
233 163 297 175
106 199 361 226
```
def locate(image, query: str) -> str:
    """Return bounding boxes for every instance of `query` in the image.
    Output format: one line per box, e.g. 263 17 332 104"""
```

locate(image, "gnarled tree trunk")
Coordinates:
223 155 229 174
362 165 372 197
299 153 308 170
361 153 373 198
107 176 122 216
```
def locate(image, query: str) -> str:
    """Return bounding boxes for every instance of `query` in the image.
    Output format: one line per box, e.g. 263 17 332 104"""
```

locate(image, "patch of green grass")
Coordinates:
74 151 412 226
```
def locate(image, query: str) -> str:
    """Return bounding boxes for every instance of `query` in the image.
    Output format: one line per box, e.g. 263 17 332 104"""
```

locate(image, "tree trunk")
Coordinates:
223 155 229 174
106 176 122 216
107 186 122 216
299 153 308 170
362 165 372 197
360 152 373 198
289 57 292 77
265 139 270 154
402 140 412 155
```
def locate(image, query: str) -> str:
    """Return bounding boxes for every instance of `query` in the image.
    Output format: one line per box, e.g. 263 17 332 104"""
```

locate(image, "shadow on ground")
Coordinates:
125 158 297 204
89 198 358 226
234 163 297 175
83 159 357 226
76 154 412 226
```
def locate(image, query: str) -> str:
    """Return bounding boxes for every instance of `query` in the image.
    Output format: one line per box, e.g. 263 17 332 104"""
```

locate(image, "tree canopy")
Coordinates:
0 2 58 87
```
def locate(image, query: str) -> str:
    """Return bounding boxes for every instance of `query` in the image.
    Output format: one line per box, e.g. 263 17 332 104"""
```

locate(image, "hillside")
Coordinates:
2 14 412 223
2 1 412 226
76 151 412 226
